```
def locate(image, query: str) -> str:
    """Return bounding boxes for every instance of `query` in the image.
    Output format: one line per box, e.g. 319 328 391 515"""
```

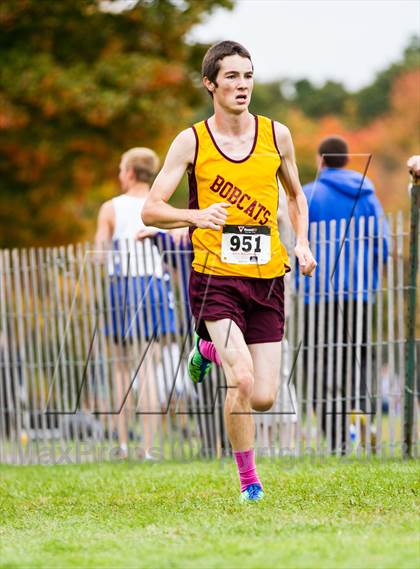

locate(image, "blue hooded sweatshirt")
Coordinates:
297 168 389 303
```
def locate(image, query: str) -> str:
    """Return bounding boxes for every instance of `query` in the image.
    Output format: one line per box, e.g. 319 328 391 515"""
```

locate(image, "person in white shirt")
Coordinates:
95 147 182 459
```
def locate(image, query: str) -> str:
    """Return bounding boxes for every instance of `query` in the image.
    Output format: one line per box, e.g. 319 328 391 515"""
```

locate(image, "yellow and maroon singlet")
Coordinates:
188 114 290 278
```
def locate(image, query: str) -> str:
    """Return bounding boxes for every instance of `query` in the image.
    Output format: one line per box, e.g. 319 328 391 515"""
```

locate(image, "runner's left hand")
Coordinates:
295 242 317 276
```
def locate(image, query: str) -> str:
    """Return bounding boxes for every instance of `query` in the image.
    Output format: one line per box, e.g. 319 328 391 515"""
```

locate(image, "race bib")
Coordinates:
221 225 271 265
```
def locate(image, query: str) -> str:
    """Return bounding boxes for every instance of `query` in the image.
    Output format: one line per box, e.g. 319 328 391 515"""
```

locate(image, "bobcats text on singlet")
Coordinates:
188 114 290 278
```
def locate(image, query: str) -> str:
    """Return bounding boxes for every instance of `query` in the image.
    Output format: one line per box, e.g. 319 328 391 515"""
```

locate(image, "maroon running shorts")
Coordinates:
188 269 285 344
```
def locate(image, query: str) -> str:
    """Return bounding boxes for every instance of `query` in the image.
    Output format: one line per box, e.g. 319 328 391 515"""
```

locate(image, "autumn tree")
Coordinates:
0 0 232 247
354 35 420 124
293 79 349 119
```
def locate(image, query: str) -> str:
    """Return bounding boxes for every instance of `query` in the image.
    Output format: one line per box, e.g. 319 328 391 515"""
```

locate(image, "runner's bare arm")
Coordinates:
273 122 317 276
276 188 293 254
94 201 115 261
142 129 229 230
95 201 114 247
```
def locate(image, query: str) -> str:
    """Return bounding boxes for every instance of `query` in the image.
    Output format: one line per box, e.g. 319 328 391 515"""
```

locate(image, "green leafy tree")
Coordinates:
354 35 420 123
0 0 232 247
293 79 349 119
244 36 419 126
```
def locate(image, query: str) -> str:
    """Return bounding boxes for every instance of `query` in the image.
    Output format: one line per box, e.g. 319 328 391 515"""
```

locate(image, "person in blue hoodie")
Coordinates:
299 136 388 453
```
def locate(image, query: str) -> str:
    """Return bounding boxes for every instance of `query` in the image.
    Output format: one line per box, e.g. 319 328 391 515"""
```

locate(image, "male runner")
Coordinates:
142 41 316 501
95 147 179 459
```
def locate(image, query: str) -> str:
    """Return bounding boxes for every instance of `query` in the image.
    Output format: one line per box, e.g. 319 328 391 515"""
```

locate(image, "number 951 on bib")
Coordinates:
221 225 271 265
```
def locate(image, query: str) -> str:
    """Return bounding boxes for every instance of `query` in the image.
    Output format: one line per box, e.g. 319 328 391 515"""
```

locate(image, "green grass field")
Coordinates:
0 458 419 569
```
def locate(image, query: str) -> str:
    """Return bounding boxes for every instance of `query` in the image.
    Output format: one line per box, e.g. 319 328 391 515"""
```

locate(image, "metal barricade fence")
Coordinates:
0 212 418 464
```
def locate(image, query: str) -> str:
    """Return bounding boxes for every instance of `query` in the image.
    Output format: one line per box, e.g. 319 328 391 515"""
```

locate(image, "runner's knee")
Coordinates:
252 395 275 412
228 362 254 400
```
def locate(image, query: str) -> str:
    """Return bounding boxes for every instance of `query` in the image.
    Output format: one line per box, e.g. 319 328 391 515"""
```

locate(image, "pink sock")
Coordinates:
199 339 222 365
233 448 262 492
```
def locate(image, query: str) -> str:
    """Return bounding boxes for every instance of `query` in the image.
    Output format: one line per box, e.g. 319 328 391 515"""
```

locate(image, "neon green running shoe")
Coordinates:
187 333 212 384
239 484 265 503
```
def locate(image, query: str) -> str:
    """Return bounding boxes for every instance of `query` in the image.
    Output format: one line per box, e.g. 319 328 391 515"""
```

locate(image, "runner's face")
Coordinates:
211 54 253 113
